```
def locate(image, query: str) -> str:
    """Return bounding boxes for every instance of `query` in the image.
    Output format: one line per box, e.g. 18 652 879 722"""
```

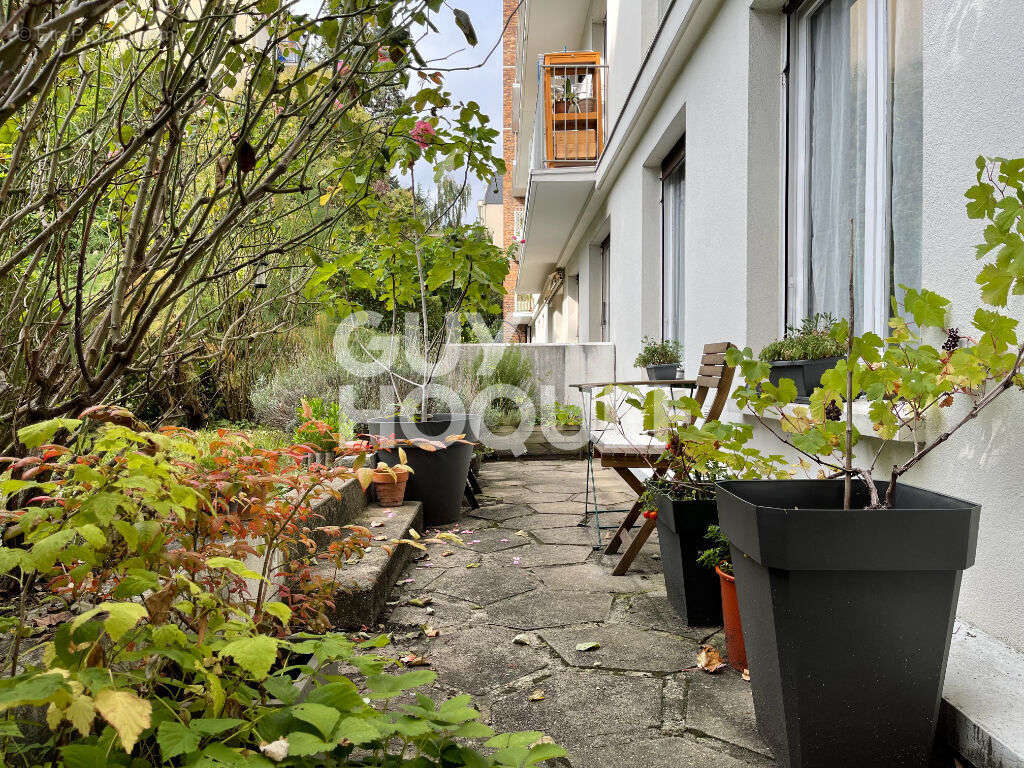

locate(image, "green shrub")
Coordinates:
633 336 682 368
0 415 564 767
293 398 356 451
541 401 582 428
758 313 845 362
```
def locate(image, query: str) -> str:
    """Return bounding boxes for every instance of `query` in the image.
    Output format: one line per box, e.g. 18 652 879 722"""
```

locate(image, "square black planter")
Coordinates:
654 495 722 626
715 479 980 768
766 356 842 400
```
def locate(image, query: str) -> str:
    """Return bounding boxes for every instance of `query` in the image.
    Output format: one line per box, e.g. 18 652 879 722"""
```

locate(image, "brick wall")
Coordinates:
501 0 527 342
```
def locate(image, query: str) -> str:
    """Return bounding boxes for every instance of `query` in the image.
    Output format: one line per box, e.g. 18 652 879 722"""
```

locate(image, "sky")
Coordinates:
295 0 504 221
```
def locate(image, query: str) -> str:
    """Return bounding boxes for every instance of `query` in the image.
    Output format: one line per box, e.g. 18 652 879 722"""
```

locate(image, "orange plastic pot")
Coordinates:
373 468 409 507
717 565 747 672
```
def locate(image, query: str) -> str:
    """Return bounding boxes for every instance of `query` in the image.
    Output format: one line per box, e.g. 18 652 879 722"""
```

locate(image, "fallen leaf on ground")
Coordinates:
528 690 545 701
374 535 386 541
407 597 432 607
408 528 421 540
514 530 528 537
465 562 481 569
441 550 454 557
401 653 430 667
424 626 440 638
697 645 728 674
742 668 750 682
512 633 534 646
575 642 600 652
369 520 384 528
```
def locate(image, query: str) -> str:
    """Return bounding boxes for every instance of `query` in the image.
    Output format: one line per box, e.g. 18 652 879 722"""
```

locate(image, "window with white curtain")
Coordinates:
788 0 922 334
662 143 685 344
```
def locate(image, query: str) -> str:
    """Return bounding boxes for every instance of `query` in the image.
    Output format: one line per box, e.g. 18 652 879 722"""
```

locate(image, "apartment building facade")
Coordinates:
503 1 1024 763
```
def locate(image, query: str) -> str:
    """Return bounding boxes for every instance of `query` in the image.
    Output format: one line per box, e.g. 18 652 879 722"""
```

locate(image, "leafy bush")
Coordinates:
0 411 564 767
293 398 356 452
540 402 582 428
758 314 845 362
633 337 682 368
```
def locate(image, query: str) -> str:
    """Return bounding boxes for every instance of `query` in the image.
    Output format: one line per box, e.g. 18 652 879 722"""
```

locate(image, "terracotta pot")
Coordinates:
373 467 409 507
717 565 747 672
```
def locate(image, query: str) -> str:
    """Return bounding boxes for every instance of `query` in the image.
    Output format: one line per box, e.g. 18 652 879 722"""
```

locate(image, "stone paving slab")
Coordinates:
484 588 614 630
495 544 594 569
574 735 761 768
540 624 700 673
428 565 542 606
422 625 551 696
684 670 774 759
488 670 664 758
500 513 583 530
375 459 773 768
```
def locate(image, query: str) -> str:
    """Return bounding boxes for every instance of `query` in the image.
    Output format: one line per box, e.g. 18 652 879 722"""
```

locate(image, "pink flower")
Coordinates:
378 47 390 62
336 61 350 75
410 120 436 149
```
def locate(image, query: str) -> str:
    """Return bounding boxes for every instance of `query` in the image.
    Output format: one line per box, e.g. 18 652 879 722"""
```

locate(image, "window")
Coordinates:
662 138 685 344
788 0 922 334
600 236 611 342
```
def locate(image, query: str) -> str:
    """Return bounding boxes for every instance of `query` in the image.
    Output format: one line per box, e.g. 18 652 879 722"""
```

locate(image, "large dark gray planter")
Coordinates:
715 479 980 768
654 495 722 626
368 415 475 526
646 364 680 381
766 356 842 400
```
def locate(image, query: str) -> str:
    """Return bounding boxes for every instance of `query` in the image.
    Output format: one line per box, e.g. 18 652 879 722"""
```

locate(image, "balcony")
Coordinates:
517 52 605 294
537 52 606 168
510 292 536 325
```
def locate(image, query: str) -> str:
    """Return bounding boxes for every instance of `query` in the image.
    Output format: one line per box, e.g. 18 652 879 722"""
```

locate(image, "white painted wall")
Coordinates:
526 0 1024 652
906 0 1024 651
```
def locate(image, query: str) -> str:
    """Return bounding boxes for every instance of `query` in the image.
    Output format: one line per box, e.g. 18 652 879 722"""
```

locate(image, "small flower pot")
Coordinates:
646 363 680 381
766 356 842 400
654 495 722 626
715 479 980 768
716 565 746 672
372 467 409 507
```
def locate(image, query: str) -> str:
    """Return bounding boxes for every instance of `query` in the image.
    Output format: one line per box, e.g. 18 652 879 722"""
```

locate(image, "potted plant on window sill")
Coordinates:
759 313 845 400
715 157 1024 768
634 336 683 381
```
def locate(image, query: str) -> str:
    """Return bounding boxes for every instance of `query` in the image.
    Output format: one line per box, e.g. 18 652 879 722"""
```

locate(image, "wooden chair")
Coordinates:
599 341 736 575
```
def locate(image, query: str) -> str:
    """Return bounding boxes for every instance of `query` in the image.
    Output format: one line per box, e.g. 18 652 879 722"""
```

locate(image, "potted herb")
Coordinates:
716 158 1024 768
541 400 583 436
759 313 845 399
634 336 683 381
363 449 414 507
697 525 745 672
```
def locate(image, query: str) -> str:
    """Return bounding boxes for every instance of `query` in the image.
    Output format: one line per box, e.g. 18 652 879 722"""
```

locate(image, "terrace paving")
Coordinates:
382 458 774 768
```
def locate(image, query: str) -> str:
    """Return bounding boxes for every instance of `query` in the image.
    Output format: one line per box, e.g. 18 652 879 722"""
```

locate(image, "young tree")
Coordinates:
0 0 493 449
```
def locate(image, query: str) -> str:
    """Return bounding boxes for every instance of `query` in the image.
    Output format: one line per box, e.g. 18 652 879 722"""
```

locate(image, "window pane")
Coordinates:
662 163 685 344
889 0 922 302
806 0 868 329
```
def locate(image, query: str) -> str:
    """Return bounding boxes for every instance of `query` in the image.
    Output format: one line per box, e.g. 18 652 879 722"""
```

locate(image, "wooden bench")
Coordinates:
600 341 736 575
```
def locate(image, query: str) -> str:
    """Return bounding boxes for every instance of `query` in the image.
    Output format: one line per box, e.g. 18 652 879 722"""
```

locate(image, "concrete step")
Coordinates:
315 499 424 630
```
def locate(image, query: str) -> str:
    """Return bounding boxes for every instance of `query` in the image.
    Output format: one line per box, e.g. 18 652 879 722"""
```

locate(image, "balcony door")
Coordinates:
661 137 685 344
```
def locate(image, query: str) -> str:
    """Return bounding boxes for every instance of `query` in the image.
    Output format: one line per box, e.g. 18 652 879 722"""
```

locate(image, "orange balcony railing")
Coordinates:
539 52 606 168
